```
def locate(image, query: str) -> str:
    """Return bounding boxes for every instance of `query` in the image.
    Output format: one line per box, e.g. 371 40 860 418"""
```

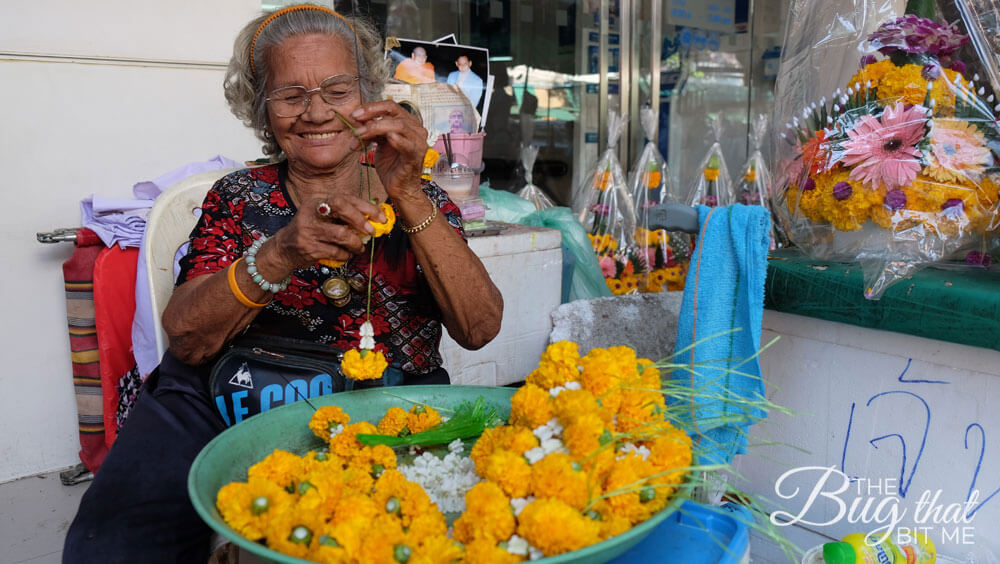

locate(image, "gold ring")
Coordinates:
317 201 332 217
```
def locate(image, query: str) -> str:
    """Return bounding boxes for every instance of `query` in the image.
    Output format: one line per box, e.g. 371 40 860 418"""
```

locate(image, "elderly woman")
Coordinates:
63 5 502 561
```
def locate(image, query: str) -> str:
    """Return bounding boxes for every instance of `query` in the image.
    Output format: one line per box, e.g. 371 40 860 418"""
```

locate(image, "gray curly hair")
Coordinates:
224 5 390 159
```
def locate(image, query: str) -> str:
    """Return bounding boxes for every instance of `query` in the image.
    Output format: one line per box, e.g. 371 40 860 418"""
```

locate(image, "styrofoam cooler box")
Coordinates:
441 223 562 386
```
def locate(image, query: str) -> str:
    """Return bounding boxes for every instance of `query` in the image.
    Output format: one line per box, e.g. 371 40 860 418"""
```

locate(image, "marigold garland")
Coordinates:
341 348 388 381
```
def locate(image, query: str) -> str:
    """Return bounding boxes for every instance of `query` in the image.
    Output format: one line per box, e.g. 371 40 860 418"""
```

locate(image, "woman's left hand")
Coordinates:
349 101 427 203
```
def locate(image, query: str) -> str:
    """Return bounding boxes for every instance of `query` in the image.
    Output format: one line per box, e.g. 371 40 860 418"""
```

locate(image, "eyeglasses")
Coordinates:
265 74 360 117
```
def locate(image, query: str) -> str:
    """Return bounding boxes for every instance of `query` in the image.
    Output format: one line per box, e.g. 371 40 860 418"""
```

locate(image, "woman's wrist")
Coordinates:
245 235 292 292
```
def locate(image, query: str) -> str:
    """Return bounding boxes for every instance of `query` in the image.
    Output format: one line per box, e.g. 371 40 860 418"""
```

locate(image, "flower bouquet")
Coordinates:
200 341 700 563
628 107 690 292
685 115 735 209
576 111 643 296
737 115 781 248
772 0 1000 298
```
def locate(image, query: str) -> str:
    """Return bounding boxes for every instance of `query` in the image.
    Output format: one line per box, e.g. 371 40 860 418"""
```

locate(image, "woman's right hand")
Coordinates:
255 194 387 278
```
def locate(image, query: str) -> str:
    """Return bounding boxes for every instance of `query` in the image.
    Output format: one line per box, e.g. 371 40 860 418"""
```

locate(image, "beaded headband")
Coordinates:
249 5 355 75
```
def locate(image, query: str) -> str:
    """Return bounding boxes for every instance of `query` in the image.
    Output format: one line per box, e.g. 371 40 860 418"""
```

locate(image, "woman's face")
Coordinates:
266 33 361 176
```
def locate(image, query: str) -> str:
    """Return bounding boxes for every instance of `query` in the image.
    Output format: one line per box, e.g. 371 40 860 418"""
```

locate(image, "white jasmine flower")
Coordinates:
541 438 569 455
510 497 535 516
506 535 530 555
564 381 581 391
524 447 546 465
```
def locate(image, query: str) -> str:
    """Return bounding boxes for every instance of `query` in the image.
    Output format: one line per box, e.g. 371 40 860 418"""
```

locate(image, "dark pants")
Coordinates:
63 351 448 563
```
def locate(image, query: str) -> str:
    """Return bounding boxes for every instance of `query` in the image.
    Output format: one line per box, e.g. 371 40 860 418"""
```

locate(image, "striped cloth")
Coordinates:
64 228 108 473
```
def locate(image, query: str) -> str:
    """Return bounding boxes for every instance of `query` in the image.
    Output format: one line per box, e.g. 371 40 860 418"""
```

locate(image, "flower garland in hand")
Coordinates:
331 113 397 382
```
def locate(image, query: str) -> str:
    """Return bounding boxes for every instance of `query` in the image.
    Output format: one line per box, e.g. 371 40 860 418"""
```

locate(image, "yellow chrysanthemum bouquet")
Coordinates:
576 110 644 296
773 0 1000 298
628 107 691 293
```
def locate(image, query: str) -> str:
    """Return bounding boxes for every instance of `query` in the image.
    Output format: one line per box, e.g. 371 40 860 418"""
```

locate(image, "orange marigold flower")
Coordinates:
377 406 411 436
339 462 376 495
308 405 351 441
263 504 327 559
463 539 524 564
615 389 666 433
480 449 532 498
329 421 378 460
590 499 633 540
452 482 516 544
509 384 553 429
562 412 607 460
470 425 538 469
247 449 304 491
406 404 442 434
369 202 396 238
411 534 466 564
632 358 662 390
341 348 388 381
329 493 379 528
602 453 653 524
525 341 580 389
216 477 293 541
296 468 346 516
316 516 366 562
529 452 589 510
551 388 602 427
372 469 437 527
517 498 601 556
358 514 408 564
404 511 448 543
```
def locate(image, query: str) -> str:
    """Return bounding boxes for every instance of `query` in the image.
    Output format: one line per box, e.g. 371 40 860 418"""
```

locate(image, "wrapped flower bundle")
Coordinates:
215 341 693 563
628 107 690 293
774 0 1000 298
577 111 643 296
686 115 735 209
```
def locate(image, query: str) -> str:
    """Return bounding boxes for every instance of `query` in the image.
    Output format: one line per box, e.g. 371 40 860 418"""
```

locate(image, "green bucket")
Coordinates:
188 385 688 563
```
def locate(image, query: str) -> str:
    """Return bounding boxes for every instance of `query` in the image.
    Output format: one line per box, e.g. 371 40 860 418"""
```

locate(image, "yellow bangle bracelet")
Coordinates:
227 257 269 309
400 195 438 234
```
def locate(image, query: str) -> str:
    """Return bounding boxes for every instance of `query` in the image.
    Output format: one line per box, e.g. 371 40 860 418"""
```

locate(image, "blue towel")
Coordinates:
671 204 771 466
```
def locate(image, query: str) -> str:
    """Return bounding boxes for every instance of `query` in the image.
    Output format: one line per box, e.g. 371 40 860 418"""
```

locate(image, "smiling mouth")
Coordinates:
301 132 339 139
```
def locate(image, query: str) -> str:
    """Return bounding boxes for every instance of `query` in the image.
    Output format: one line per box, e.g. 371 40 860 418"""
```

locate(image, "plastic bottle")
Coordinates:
819 531 936 564
894 530 936 564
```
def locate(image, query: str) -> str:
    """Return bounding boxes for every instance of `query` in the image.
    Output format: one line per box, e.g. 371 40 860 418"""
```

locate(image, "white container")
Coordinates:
440 223 562 386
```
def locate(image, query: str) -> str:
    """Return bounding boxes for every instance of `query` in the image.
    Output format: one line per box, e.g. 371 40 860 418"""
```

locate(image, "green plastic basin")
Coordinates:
189 385 688 563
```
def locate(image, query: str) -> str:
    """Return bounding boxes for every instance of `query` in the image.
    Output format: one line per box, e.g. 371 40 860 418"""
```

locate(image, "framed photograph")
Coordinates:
433 105 474 135
387 38 490 117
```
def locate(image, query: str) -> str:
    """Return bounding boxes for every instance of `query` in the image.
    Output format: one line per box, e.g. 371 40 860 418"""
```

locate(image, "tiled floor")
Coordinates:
1 467 88 564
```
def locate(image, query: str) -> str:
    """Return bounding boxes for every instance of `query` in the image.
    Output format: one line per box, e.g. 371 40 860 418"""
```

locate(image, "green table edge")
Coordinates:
764 248 1000 352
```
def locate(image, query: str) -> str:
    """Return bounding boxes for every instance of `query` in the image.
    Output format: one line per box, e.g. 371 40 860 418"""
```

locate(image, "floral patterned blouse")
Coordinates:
176 162 464 374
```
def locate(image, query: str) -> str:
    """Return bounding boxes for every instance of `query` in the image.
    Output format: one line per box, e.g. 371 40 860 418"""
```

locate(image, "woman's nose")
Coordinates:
300 91 333 121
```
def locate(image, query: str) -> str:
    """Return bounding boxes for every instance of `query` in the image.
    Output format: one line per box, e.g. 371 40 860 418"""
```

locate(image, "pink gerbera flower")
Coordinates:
840 102 927 189
598 255 616 277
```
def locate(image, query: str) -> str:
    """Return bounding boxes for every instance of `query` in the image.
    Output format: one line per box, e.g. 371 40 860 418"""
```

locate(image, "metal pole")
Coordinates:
650 0 662 130
619 0 632 165
599 0 610 153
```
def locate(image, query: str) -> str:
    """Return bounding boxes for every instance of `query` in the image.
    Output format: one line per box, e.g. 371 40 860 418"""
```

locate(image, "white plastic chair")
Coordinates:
144 169 236 360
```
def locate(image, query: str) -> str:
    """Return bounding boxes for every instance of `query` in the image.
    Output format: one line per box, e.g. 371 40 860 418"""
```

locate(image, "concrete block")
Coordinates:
549 292 684 361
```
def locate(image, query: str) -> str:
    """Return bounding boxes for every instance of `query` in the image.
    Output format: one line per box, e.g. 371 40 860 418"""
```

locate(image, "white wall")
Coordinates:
739 311 1000 561
0 0 262 483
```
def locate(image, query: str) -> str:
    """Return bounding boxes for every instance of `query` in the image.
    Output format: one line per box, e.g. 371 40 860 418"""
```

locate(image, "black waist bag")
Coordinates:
208 335 350 426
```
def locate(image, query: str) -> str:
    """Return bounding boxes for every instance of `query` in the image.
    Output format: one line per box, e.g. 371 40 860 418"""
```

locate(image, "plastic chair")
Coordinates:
144 169 235 360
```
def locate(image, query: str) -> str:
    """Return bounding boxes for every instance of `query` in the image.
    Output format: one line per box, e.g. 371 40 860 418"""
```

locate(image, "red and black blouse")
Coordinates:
176 162 465 374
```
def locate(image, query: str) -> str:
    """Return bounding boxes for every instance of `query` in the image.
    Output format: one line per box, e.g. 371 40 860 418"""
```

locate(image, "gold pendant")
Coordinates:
348 275 366 292
321 277 351 307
